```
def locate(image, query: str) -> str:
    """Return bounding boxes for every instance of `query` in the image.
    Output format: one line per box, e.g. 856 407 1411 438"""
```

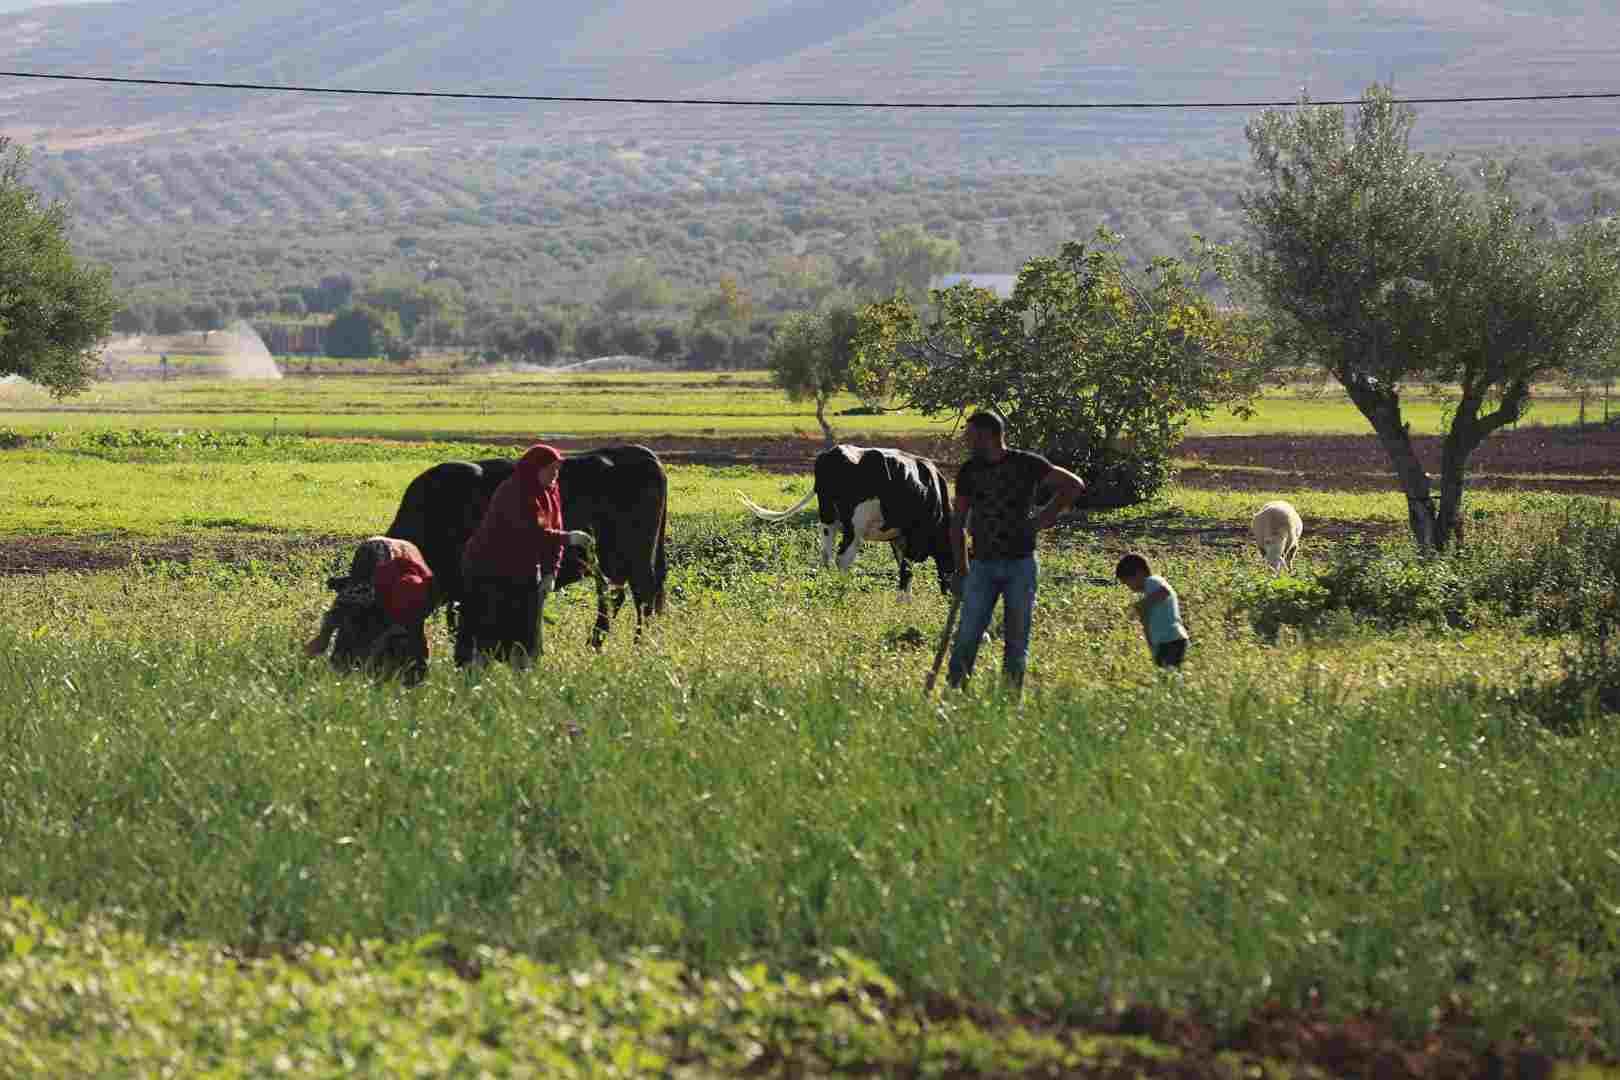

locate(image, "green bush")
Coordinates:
1314 547 1475 631
1233 544 1474 639
1465 498 1620 633
1231 573 1332 642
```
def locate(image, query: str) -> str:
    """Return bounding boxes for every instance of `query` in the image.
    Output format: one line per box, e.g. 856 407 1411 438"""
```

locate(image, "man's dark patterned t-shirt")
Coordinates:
956 449 1054 560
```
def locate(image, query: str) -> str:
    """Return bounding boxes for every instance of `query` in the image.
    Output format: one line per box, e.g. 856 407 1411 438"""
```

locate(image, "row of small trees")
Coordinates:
771 87 1620 550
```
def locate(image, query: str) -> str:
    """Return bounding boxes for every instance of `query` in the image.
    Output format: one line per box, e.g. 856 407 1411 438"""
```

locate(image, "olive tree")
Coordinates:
1240 85 1620 549
766 305 859 443
853 231 1267 505
0 138 119 397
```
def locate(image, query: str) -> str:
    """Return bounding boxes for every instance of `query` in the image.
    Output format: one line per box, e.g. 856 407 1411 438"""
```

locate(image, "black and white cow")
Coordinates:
383 445 668 645
738 444 953 596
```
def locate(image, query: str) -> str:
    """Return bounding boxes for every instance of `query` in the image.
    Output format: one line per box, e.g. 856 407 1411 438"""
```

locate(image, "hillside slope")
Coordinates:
3 0 1620 155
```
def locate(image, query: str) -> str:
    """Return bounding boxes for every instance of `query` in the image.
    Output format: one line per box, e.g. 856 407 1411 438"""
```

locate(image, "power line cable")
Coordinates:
4 69 1620 109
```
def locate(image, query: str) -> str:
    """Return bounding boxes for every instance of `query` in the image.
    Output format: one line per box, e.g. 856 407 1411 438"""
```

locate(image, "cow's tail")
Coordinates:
653 493 669 616
737 487 816 521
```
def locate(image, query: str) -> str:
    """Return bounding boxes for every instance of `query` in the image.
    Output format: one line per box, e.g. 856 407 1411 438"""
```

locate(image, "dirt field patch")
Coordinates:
0 534 346 577
517 427 1620 497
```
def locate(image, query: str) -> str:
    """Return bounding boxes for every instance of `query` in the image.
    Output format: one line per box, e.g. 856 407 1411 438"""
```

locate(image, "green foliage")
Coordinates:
1240 86 1620 549
1230 573 1333 641
1236 499 1620 641
4 446 1620 1058
599 258 674 314
1465 497 1620 633
848 223 962 301
325 304 410 361
0 899 1173 1076
1235 545 1473 638
766 305 860 441
691 274 753 330
0 138 119 398
1508 630 1620 735
854 230 1268 504
1313 546 1475 630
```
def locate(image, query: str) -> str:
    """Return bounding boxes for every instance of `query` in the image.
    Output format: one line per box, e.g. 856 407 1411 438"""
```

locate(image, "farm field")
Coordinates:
0 368 1605 442
3 375 1620 1075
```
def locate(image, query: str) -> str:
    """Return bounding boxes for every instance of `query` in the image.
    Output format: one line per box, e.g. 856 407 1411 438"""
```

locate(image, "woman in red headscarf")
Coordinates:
456 443 594 667
305 535 435 684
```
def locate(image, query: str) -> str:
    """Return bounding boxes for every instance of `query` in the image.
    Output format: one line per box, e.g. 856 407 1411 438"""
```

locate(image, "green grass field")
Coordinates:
3 378 1620 1074
1 369 1600 440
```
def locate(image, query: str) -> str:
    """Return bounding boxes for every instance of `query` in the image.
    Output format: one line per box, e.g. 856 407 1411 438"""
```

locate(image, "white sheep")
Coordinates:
1251 500 1303 573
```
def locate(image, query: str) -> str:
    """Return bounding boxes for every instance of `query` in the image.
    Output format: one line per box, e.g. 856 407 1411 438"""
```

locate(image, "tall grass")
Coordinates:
3 496 1619 1049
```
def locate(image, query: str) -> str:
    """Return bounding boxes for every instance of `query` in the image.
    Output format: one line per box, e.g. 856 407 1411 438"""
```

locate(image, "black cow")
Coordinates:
738 444 953 595
383 444 669 645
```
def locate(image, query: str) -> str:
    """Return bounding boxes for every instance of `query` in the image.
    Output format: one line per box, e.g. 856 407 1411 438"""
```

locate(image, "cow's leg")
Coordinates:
836 521 860 571
820 521 839 568
892 540 914 601
590 577 612 651
838 499 885 572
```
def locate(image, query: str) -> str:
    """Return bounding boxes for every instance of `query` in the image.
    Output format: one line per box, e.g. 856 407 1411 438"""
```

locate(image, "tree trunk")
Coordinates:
1382 426 1440 551
815 397 836 445
1342 374 1439 551
1436 426 1477 553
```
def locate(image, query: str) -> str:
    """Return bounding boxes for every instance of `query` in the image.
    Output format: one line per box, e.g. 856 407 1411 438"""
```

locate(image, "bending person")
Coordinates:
306 536 435 685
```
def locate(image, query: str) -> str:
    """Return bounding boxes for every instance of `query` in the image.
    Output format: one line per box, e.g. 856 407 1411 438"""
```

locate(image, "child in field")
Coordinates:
1114 552 1189 670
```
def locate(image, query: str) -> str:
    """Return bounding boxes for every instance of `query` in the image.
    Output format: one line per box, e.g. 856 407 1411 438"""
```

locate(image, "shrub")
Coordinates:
1465 498 1620 633
1233 544 1474 640
1231 574 1332 642
1314 546 1475 631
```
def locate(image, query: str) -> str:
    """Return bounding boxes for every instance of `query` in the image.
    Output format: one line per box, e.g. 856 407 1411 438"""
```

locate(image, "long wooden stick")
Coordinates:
924 592 963 695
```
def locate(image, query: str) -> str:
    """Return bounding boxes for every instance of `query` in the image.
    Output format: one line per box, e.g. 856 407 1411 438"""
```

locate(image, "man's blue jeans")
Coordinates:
947 556 1038 687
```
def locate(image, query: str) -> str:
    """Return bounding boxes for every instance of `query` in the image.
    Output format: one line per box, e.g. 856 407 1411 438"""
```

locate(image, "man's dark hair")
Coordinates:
965 410 1005 439
1114 552 1151 580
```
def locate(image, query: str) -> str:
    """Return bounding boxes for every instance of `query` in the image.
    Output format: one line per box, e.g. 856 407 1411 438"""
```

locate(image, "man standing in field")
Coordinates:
456 443 594 668
947 410 1086 696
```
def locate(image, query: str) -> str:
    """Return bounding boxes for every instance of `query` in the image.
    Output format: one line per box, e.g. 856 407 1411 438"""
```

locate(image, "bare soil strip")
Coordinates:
0 535 347 577
512 427 1620 496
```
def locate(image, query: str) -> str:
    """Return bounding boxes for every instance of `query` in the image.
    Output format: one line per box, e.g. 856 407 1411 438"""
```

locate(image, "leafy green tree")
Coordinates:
301 274 353 315
359 277 463 345
1239 85 1620 549
767 253 838 310
854 231 1266 505
600 259 674 314
685 327 732 371
849 224 961 300
692 274 753 330
767 306 859 442
651 324 684 361
610 322 654 358
1560 341 1620 426
0 140 119 396
326 305 405 360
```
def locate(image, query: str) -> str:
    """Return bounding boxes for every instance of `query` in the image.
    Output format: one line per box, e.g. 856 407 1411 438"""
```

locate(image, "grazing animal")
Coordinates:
1251 500 1304 573
737 444 954 595
383 445 669 644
